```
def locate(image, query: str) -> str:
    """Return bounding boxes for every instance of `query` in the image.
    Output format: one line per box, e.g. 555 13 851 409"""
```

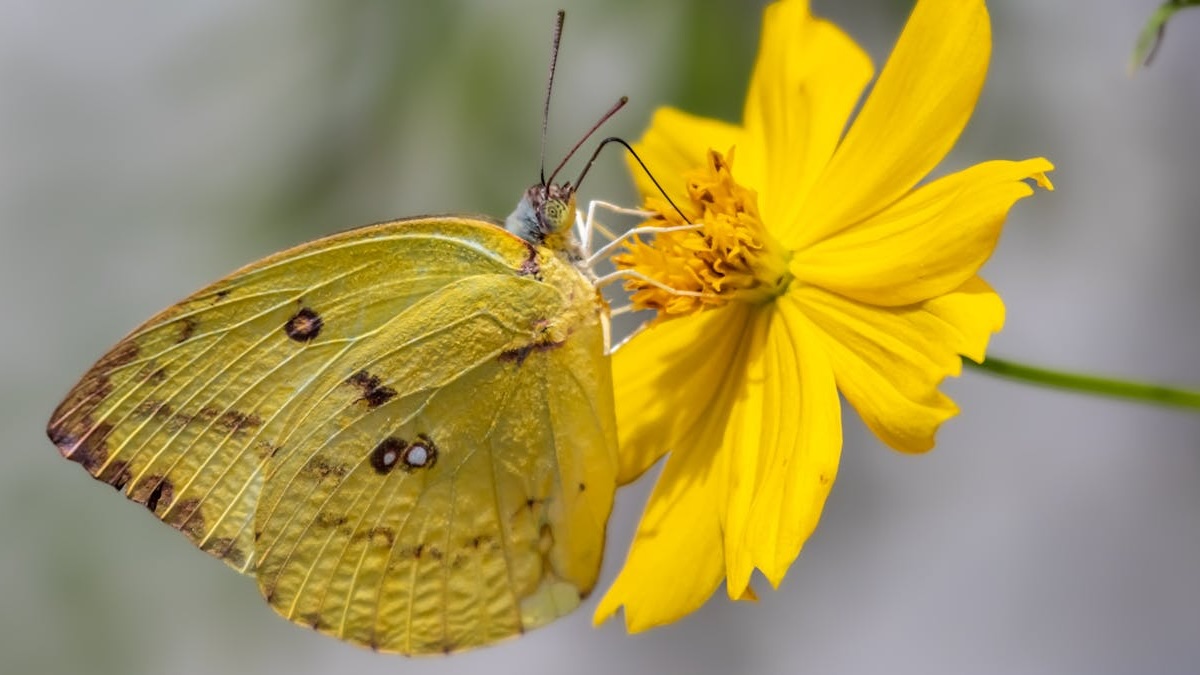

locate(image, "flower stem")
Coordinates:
1131 0 1200 70
967 356 1200 411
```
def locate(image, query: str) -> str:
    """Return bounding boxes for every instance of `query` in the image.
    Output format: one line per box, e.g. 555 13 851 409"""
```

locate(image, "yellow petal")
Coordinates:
793 158 1054 306
742 0 874 231
723 299 841 596
794 277 1004 453
628 108 751 209
791 0 991 250
612 303 753 484
592 397 734 632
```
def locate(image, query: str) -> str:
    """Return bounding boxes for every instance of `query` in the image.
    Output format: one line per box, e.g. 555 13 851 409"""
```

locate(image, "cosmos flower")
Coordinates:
595 0 1053 631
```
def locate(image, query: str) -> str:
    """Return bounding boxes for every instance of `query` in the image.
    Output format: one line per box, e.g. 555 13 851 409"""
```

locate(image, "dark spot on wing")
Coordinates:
498 339 564 366
164 498 206 539
346 370 397 408
132 399 171 420
351 526 395 548
315 512 348 529
302 612 324 630
175 317 198 344
202 537 246 568
371 435 438 475
215 409 263 434
135 476 174 513
400 435 437 472
284 307 323 342
95 340 141 374
100 461 132 491
61 420 113 474
304 456 349 481
370 437 406 475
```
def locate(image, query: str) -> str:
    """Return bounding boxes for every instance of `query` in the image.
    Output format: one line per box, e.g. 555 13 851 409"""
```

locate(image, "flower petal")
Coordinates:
628 108 751 209
723 299 842 596
791 0 991 250
612 303 754 485
793 158 1054 306
794 277 1003 453
593 380 738 632
742 0 874 231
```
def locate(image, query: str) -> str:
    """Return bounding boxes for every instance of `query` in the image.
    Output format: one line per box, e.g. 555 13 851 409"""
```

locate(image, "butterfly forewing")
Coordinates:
252 275 615 652
47 216 617 653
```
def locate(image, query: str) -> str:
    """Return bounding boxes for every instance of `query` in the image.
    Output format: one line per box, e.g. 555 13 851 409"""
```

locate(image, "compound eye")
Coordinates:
541 199 570 232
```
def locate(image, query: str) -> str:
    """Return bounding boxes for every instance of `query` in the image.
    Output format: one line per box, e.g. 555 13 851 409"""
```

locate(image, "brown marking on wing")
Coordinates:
254 440 278 459
497 339 565 366
214 409 263 434
47 341 140 448
99 460 133 491
369 437 406 475
350 526 396 549
284 307 323 342
131 399 173 420
345 370 397 408
314 512 349 530
162 498 205 540
303 456 350 481
517 244 541 278
58 420 113 474
302 612 325 630
174 317 198 344
130 476 174 513
202 537 247 568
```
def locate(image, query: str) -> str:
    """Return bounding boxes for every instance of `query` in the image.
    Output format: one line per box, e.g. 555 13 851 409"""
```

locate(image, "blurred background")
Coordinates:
4 1 1199 673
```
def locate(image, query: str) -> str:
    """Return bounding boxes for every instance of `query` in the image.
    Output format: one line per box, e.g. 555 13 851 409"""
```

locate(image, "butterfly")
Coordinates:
46 11 621 655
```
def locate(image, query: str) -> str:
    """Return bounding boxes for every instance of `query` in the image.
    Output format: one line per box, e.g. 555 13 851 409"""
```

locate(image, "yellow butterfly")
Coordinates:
46 12 620 655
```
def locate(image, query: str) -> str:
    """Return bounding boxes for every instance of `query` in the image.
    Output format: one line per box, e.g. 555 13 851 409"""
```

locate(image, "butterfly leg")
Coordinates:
579 200 657 258
585 222 704 270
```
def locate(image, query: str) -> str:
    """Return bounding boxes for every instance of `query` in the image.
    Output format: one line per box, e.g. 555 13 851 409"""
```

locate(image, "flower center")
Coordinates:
613 148 792 317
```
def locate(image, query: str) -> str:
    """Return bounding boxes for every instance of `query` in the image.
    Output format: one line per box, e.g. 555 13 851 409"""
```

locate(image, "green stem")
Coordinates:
1131 0 1200 70
967 356 1200 411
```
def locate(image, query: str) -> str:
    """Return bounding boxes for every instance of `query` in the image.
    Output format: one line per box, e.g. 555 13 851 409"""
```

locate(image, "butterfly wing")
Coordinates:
47 217 617 653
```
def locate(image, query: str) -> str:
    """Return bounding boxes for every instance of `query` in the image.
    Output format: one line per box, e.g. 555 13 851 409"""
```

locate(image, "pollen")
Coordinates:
613 148 792 317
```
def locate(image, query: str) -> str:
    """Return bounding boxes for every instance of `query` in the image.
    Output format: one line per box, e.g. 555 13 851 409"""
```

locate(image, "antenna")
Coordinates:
539 10 566 186
575 136 690 223
546 96 628 187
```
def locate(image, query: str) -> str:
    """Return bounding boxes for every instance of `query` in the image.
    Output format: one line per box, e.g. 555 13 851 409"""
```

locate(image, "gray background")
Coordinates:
3 1 1199 674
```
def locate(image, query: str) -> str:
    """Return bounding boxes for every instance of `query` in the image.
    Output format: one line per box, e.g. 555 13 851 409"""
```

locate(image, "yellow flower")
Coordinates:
595 0 1053 632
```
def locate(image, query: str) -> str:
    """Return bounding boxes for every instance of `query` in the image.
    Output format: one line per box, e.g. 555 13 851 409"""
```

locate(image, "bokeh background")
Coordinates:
4 1 1199 673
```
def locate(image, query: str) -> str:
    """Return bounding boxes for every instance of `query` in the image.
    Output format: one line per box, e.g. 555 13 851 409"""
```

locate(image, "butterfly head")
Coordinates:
505 182 578 250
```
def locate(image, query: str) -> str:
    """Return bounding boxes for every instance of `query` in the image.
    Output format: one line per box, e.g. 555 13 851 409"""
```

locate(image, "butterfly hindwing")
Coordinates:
47 216 617 653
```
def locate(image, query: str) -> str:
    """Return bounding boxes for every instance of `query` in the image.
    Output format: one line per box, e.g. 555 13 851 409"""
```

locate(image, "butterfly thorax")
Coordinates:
505 183 585 264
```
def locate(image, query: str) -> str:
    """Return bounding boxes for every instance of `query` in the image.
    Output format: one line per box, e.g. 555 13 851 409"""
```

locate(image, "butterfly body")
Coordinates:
48 208 618 654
